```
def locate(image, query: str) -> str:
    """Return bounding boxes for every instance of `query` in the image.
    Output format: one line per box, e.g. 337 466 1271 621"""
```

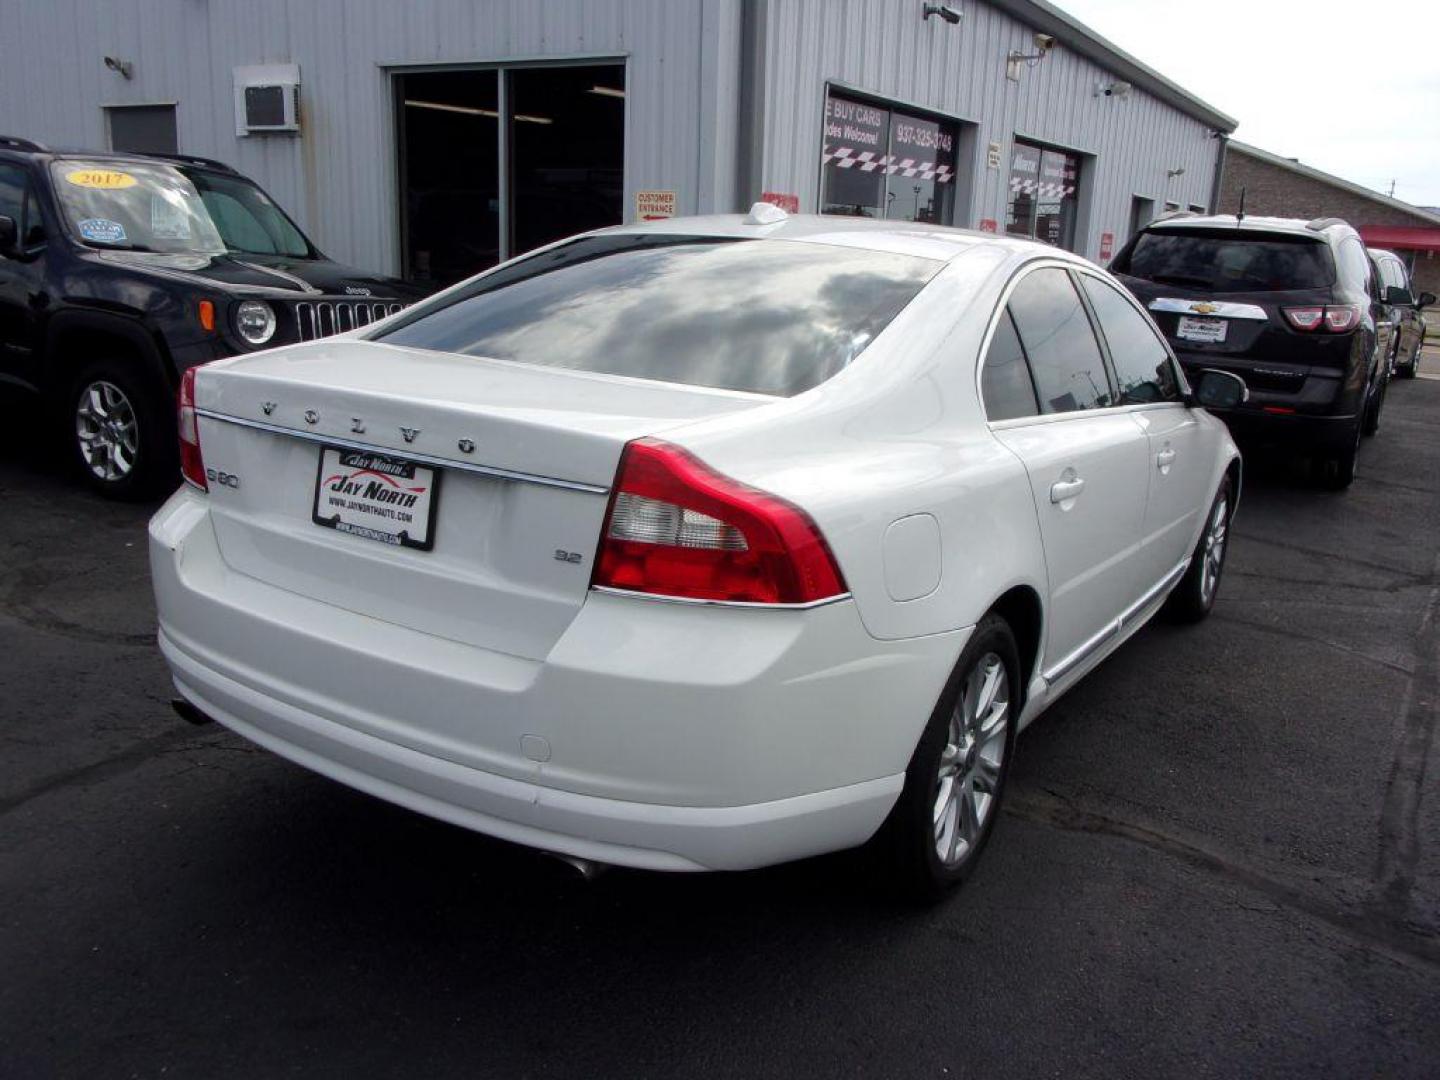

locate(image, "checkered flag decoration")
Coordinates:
1008 176 1077 199
823 147 955 183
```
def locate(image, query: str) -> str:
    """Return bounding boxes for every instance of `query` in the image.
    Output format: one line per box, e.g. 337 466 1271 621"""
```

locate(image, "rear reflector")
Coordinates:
593 438 847 605
178 366 207 491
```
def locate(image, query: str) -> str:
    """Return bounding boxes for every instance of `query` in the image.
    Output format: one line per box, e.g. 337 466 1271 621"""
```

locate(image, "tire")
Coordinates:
1164 476 1232 624
1314 416 1362 491
66 358 177 500
873 613 1020 901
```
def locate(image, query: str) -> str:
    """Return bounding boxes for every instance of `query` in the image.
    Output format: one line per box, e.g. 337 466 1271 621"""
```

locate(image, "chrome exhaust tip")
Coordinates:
545 852 607 881
171 698 213 726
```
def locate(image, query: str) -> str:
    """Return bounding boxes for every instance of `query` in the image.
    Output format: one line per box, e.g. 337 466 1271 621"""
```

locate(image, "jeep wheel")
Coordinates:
68 360 177 500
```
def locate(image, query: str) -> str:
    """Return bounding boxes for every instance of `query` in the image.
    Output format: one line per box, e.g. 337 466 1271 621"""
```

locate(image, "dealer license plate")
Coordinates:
1176 315 1227 343
312 447 440 550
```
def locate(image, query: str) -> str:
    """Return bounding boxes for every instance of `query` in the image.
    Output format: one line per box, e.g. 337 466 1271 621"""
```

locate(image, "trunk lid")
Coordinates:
193 339 766 659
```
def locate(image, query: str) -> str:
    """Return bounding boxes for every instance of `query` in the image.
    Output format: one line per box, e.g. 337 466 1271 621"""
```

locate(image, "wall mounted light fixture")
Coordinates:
1006 33 1054 81
103 55 133 79
923 4 962 24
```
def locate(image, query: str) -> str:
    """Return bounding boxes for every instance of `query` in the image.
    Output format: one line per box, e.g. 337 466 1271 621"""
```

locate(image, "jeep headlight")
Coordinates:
235 300 277 346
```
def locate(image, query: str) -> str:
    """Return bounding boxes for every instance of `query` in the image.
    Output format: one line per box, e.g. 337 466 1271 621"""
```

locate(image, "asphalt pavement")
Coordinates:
1 369 1438 1078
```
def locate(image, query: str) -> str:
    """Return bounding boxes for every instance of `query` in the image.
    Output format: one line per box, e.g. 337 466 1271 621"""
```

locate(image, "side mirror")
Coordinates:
1194 368 1248 410
1418 291 1437 310
1384 284 1415 306
0 215 16 252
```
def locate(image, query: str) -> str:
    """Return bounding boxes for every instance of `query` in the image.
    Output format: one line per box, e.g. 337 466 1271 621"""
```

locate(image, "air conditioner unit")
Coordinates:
234 64 300 135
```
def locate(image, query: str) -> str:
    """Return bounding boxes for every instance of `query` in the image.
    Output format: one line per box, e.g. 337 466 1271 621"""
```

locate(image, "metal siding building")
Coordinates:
0 0 1234 280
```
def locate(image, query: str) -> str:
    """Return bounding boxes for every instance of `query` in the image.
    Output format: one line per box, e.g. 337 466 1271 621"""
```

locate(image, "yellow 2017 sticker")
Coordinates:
65 169 137 190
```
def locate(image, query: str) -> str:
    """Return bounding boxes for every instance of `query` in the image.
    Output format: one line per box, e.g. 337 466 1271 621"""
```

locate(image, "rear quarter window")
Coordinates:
1115 228 1335 292
375 235 940 397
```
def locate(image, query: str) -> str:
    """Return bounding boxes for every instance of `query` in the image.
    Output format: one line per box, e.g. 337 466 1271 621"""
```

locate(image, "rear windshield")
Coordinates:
374 235 940 397
1115 228 1335 292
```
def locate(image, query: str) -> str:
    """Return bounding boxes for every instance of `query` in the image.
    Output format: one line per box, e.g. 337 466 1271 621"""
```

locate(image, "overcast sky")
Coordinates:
1060 0 1440 208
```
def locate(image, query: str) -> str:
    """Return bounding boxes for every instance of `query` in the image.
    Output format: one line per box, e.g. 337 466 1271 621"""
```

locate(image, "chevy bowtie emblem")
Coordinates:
262 401 276 416
400 426 420 443
1189 302 1219 315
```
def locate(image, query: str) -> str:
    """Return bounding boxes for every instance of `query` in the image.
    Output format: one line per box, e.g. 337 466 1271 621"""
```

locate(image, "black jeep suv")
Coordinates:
0 136 427 497
1110 213 1388 489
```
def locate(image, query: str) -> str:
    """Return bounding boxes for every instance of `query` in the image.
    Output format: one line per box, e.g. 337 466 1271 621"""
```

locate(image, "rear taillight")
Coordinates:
592 438 847 605
1322 305 1361 332
1283 304 1360 333
178 366 207 491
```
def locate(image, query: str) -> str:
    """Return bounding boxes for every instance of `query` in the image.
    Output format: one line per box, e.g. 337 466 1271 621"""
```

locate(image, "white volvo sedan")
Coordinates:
150 206 1243 895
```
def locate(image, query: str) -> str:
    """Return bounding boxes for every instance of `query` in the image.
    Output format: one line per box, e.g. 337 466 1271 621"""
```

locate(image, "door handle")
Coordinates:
1049 476 1086 503
1156 448 1177 470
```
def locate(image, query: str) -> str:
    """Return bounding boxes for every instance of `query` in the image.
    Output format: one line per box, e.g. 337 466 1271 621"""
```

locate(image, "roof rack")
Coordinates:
145 151 239 174
0 135 47 152
1305 216 1347 232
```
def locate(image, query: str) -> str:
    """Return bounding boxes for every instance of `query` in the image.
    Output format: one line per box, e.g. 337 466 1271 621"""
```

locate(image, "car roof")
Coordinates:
1142 213 1353 240
601 211 1085 266
0 139 240 176
1366 247 1400 260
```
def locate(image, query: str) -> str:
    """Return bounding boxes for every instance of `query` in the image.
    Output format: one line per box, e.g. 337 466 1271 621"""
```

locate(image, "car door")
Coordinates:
0 162 49 388
983 264 1153 679
1386 257 1420 360
1365 250 1396 369
1077 271 1212 586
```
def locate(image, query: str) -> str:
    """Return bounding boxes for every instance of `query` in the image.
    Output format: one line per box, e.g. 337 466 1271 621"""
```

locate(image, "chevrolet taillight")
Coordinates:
1283 304 1360 333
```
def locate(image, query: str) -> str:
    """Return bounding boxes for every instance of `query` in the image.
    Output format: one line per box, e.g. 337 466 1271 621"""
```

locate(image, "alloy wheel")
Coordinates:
75 380 140 482
933 652 1010 868
1200 495 1228 606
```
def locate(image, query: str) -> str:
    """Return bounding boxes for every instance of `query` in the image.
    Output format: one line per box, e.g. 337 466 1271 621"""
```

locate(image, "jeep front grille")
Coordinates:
294 300 406 341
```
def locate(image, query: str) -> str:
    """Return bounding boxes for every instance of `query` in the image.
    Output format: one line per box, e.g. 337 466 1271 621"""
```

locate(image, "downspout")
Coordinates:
735 0 768 209
1209 132 1230 214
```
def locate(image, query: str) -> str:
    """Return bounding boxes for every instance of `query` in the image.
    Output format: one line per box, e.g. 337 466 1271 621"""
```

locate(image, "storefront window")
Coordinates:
1006 140 1080 251
821 89 957 225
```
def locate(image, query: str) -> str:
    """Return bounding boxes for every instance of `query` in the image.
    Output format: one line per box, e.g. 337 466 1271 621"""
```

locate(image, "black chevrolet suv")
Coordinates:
0 136 427 497
1110 213 1387 489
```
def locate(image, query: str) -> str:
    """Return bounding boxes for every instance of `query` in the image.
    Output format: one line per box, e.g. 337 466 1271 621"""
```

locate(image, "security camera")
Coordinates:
102 55 133 79
923 4 962 25
1033 32 1055 51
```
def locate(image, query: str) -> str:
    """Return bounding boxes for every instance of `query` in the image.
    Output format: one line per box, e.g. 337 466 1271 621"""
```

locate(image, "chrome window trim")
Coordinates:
976 258 1193 430
194 408 609 495
591 585 853 611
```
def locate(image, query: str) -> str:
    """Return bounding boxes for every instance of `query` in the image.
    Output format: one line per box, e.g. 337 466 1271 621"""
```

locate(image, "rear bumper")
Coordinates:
150 488 966 871
1204 406 1359 450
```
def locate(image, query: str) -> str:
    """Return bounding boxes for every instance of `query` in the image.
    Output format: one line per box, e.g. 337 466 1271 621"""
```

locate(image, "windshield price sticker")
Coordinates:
65 169 137 190
313 448 439 551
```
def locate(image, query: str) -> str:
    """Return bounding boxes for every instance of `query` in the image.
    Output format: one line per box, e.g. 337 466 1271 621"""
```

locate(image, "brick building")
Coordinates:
1217 140 1440 297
